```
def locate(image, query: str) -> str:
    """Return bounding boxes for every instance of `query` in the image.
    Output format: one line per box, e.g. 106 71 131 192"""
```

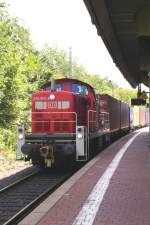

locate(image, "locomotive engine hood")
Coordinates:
31 90 76 134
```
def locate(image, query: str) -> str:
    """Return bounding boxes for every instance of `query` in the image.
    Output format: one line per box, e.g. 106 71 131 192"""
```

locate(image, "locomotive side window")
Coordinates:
71 84 80 94
45 84 62 91
56 84 62 91
71 84 88 95
82 85 88 95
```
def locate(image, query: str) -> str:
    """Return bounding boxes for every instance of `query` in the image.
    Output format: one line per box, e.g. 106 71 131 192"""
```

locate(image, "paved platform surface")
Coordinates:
18 128 150 225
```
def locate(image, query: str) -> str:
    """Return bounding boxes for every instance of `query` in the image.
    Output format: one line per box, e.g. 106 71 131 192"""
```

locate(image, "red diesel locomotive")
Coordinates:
20 78 130 167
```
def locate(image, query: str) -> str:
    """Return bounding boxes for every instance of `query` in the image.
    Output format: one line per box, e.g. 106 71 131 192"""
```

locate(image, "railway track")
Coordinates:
0 167 76 225
0 166 38 190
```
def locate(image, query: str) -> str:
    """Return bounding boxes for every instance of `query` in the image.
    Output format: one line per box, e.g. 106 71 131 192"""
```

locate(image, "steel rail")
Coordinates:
3 172 71 225
0 170 40 194
0 166 79 225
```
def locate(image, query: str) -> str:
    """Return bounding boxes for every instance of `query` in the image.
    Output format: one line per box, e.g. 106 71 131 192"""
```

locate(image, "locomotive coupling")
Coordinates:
40 145 54 167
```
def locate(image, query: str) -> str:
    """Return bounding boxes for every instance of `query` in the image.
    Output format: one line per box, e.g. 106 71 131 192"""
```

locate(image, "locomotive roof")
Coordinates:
42 78 94 91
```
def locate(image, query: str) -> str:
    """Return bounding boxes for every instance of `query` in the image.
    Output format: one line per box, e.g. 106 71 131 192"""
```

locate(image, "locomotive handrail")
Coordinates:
99 111 110 130
87 110 110 133
87 110 96 158
25 111 77 134
31 112 77 115
87 110 110 157
87 110 97 134
31 111 77 121
31 120 76 123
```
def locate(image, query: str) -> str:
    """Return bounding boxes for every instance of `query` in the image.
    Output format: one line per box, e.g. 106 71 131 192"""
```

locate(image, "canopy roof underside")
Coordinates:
83 0 150 88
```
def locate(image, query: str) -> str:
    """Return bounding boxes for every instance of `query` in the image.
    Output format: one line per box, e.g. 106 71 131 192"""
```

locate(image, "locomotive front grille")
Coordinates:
63 121 69 131
55 120 61 131
33 120 70 133
42 120 70 133
44 121 50 132
35 121 43 132
32 110 77 134
54 120 69 132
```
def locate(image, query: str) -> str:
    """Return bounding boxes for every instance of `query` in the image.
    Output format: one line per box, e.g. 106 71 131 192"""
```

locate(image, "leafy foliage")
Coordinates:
0 2 136 154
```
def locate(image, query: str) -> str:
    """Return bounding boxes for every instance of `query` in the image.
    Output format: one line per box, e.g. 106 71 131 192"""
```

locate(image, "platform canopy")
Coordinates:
83 0 150 88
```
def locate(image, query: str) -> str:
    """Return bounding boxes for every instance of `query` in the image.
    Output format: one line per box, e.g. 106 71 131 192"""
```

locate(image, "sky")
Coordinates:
6 0 132 89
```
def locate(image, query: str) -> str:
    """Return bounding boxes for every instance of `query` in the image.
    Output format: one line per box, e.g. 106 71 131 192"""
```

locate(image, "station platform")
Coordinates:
19 127 150 225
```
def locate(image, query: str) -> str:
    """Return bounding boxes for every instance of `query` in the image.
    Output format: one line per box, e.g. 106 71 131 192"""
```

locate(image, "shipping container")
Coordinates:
139 107 146 126
130 108 134 129
133 106 140 127
97 94 120 132
120 102 130 129
145 108 149 126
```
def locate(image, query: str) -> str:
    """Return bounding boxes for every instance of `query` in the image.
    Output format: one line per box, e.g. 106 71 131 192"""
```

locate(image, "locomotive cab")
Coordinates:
21 78 97 167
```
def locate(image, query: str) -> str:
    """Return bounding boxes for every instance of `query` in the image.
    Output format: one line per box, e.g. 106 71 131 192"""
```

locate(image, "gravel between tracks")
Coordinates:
0 154 31 180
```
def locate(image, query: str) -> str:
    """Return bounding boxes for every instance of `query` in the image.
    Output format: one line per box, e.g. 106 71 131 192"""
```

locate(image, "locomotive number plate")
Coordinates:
48 101 57 108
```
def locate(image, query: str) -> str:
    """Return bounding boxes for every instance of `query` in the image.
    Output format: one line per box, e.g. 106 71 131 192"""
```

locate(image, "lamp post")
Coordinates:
68 47 72 78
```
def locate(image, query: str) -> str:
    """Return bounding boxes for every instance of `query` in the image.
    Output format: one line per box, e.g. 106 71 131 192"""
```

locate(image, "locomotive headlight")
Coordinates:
18 127 24 140
18 133 24 140
77 127 83 139
77 133 83 139
49 94 55 100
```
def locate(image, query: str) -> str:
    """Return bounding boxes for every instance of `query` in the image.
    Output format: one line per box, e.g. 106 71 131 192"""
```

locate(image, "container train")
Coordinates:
18 78 149 167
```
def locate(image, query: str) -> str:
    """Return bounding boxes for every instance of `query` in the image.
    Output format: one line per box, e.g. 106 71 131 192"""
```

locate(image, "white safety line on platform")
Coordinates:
72 131 141 225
